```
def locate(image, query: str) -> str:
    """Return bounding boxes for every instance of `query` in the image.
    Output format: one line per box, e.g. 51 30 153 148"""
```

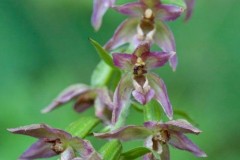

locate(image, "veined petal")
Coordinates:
112 53 136 70
144 51 174 70
184 0 195 21
155 4 184 21
94 125 152 141
133 42 150 57
111 74 133 125
161 144 170 160
164 119 202 134
144 121 158 129
113 2 144 17
147 73 173 119
20 139 56 159
7 124 71 139
169 132 207 157
91 0 115 31
42 84 90 113
104 18 139 51
153 21 177 70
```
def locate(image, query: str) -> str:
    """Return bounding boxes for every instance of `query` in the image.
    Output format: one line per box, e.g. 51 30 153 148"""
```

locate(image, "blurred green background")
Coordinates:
1 0 239 159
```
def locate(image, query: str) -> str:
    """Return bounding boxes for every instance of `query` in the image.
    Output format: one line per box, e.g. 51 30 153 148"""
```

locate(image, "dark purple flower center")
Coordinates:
45 138 65 154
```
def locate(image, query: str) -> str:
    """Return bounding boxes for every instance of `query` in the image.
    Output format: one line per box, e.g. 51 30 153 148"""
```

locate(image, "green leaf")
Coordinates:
162 0 187 9
91 60 114 87
65 116 100 138
89 38 116 69
120 147 151 160
99 140 122 160
143 100 162 122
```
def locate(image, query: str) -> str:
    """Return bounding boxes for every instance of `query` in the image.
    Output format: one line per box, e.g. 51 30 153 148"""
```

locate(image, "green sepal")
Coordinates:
89 38 116 69
143 100 162 122
120 147 151 160
91 60 114 87
65 116 100 138
162 0 187 9
99 140 122 160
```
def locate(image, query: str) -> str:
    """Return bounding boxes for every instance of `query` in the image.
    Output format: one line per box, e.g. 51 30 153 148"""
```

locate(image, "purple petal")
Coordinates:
104 18 139 51
155 4 184 21
161 144 170 160
132 88 155 105
113 2 144 17
8 124 71 139
94 125 152 141
111 74 133 124
147 73 173 119
112 53 135 69
153 21 177 70
164 119 202 134
20 139 56 159
91 0 115 31
42 84 90 113
184 0 195 21
169 132 207 157
144 51 174 69
94 88 113 124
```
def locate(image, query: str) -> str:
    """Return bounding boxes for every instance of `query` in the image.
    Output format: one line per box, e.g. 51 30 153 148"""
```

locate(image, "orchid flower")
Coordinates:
92 0 116 31
105 0 185 70
95 119 207 160
8 124 101 160
42 84 113 124
111 43 174 125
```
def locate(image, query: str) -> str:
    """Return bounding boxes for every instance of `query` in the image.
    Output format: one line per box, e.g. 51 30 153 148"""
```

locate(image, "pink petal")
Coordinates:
113 2 144 17
111 74 133 125
147 73 173 119
104 18 139 51
164 119 202 134
144 51 174 70
153 21 177 70
169 132 207 157
91 0 115 31
155 4 184 21
42 84 90 113
184 0 195 21
20 139 56 159
94 125 152 141
112 53 136 69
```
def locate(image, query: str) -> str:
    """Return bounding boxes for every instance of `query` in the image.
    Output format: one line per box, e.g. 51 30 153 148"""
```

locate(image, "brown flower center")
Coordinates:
133 57 147 76
45 138 65 154
153 129 170 144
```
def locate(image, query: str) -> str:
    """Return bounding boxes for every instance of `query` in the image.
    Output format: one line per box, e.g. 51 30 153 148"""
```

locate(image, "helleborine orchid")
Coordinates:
105 0 185 70
42 84 113 124
111 43 175 125
8 124 101 160
92 0 116 31
95 119 207 160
